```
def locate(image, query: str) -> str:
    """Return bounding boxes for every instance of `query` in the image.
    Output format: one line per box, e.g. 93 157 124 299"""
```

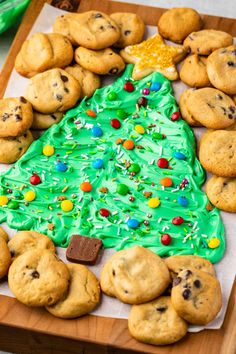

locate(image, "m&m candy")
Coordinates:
160 177 173 187
30 172 41 185
177 196 189 207
0 196 8 206
208 238 220 249
92 159 104 169
86 109 96 118
116 183 129 195
161 234 172 245
142 88 150 95
99 208 110 217
61 200 73 212
91 126 103 137
127 218 139 229
150 82 161 91
148 197 160 208
24 190 36 202
157 158 169 168
80 181 92 192
172 216 184 225
110 119 121 129
43 145 54 156
128 163 140 174
152 132 164 140
56 162 68 172
123 139 134 150
116 109 127 119
137 96 148 107
135 125 145 134
124 82 134 92
107 91 117 101
174 151 186 160
7 200 19 209
171 112 181 121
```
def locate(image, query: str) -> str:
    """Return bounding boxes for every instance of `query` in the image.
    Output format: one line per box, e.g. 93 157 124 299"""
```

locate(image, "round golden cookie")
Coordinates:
158 8 203 43
0 130 33 164
69 11 120 50
65 64 101 98
15 33 74 78
165 255 215 279
8 230 56 260
74 47 125 76
199 130 236 177
128 296 188 345
0 97 33 138
171 269 222 325
46 264 100 319
186 88 236 129
8 250 70 307
0 227 9 242
179 89 202 126
207 45 236 95
32 111 64 130
180 54 211 88
52 14 77 46
110 12 145 48
100 246 170 305
0 237 11 279
25 68 81 114
206 176 236 213
183 29 233 55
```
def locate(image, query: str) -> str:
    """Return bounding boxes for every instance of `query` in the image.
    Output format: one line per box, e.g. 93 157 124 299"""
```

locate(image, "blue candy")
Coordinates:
177 196 189 207
92 158 104 169
127 218 139 229
150 82 161 92
91 126 103 137
55 162 68 172
174 151 186 160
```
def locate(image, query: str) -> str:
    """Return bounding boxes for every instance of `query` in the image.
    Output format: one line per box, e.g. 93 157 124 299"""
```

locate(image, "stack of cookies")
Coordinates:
100 246 222 346
1 230 101 319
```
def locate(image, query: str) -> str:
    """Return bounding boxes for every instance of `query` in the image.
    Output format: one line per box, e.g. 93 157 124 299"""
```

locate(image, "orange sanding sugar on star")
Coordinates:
125 34 184 70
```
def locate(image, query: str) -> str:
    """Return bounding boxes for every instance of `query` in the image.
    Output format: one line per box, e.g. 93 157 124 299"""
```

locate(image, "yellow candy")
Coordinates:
148 197 160 208
61 200 73 212
0 196 8 206
43 145 54 156
208 238 220 249
135 125 145 134
24 190 36 202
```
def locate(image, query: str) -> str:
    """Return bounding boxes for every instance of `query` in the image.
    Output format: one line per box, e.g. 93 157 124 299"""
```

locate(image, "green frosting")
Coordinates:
0 65 225 263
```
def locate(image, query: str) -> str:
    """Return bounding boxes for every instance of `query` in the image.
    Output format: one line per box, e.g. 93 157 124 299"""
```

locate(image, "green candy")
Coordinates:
128 163 140 174
116 183 129 196
107 91 117 101
116 109 127 119
152 132 163 140
7 200 19 210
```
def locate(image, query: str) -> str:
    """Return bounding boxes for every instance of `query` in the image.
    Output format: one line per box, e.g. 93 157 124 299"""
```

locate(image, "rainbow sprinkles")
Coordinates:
0 65 225 263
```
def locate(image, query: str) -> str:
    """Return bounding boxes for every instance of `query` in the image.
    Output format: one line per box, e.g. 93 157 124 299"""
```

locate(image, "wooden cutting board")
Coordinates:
0 1 235 353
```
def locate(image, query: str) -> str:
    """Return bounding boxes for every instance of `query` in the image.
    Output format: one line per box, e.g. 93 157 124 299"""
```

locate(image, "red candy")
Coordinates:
161 234 172 245
99 208 110 217
171 112 181 121
172 216 184 225
30 172 41 185
124 82 135 92
110 118 121 129
157 158 169 168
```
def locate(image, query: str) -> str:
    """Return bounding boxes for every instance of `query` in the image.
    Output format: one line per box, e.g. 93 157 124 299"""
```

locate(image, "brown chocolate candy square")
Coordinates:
66 235 103 265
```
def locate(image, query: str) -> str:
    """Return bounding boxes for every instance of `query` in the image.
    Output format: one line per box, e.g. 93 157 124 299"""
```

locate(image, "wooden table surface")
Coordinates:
0 0 235 353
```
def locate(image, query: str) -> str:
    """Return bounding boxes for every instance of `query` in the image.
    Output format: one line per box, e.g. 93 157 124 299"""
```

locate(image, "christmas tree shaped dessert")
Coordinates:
0 65 225 263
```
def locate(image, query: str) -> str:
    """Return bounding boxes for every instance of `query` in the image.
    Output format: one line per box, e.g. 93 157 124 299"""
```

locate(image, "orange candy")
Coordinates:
160 177 173 187
80 181 92 192
86 109 96 118
123 139 135 150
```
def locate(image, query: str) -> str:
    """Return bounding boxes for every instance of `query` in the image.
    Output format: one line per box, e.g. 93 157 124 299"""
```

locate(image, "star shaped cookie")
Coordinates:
120 34 186 80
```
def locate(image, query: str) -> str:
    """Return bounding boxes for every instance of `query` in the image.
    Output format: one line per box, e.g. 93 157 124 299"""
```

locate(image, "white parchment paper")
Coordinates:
1 4 235 333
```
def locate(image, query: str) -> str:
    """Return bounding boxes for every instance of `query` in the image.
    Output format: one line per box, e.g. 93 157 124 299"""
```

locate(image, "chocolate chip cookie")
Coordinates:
0 237 11 279
158 8 203 43
186 88 236 129
199 130 236 177
128 296 188 345
0 130 33 163
206 176 236 213
180 54 210 87
8 230 56 260
53 14 77 46
100 246 170 304
179 89 202 127
15 33 74 78
32 111 64 130
8 250 70 306
171 269 222 325
184 29 233 55
0 97 33 137
65 64 101 98
46 264 100 318
0 227 9 242
25 68 81 114
110 12 145 48
74 47 125 75
69 11 120 50
207 45 236 95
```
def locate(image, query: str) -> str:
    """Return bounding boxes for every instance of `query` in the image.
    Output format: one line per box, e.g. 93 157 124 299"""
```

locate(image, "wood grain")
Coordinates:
0 0 235 353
